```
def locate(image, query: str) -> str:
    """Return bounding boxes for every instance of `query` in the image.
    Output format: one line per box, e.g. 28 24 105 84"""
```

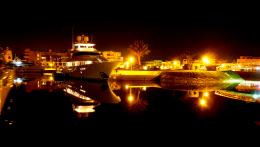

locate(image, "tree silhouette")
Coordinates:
128 40 150 65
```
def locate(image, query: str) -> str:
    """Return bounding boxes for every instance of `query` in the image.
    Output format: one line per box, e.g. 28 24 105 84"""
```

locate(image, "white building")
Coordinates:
237 56 260 71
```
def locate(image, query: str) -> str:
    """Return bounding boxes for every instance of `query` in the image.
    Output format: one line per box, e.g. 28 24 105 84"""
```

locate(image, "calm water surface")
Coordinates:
1 70 260 131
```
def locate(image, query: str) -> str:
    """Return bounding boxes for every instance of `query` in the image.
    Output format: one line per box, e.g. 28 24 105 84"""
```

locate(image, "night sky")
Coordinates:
1 3 260 60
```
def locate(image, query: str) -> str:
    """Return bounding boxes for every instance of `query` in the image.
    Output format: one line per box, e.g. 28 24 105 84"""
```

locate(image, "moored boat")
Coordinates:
63 35 120 80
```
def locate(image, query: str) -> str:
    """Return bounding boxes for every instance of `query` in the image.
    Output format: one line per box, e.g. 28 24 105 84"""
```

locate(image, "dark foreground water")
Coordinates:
1 71 260 132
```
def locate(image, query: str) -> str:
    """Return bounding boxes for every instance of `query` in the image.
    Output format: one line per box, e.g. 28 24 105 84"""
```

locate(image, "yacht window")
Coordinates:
80 46 85 48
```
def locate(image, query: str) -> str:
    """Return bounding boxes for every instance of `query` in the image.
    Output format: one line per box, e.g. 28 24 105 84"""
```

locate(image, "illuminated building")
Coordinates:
216 63 239 71
237 56 260 71
3 47 13 63
215 56 260 71
190 60 207 71
102 51 123 62
237 56 260 65
23 48 69 71
160 60 181 70
143 60 162 70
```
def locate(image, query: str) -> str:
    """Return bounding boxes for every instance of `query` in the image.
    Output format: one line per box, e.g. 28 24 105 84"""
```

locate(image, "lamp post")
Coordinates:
202 56 210 65
129 57 134 70
202 56 211 71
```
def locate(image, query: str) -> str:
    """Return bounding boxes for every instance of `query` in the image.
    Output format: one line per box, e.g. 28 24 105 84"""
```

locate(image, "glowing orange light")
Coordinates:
203 91 209 97
127 95 134 103
49 76 54 81
199 98 207 107
202 56 210 65
129 56 135 70
143 66 148 70
129 57 134 63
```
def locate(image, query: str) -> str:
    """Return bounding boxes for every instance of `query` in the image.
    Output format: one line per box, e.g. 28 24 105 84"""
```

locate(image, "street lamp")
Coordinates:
202 56 210 65
129 56 134 70
202 56 211 65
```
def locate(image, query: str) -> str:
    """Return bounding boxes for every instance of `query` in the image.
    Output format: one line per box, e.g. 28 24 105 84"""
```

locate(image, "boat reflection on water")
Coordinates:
72 105 96 118
62 80 121 118
215 80 260 103
0 71 259 129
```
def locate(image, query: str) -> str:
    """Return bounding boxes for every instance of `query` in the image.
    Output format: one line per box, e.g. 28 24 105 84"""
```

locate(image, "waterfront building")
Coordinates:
3 47 13 63
160 60 182 70
143 60 163 70
102 51 123 62
142 60 182 70
236 56 260 71
23 48 69 71
216 63 240 71
216 56 260 71
237 56 260 65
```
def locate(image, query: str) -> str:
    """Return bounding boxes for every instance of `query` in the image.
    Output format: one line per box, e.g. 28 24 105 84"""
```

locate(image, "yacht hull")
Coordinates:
65 62 119 80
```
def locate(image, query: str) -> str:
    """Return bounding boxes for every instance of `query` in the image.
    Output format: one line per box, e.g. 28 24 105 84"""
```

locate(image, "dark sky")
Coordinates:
1 3 260 60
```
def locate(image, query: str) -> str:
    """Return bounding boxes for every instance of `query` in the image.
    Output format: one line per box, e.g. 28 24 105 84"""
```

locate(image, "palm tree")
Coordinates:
128 40 150 65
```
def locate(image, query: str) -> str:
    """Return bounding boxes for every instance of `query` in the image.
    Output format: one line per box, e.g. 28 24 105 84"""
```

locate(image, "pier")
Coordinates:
110 69 162 81
110 69 242 83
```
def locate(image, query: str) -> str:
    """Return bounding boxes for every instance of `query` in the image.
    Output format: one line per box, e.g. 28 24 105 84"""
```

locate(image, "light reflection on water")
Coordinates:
215 80 260 103
0 72 260 128
0 70 15 114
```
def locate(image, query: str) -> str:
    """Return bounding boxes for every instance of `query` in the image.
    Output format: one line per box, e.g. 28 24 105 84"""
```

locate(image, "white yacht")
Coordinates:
63 35 120 80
